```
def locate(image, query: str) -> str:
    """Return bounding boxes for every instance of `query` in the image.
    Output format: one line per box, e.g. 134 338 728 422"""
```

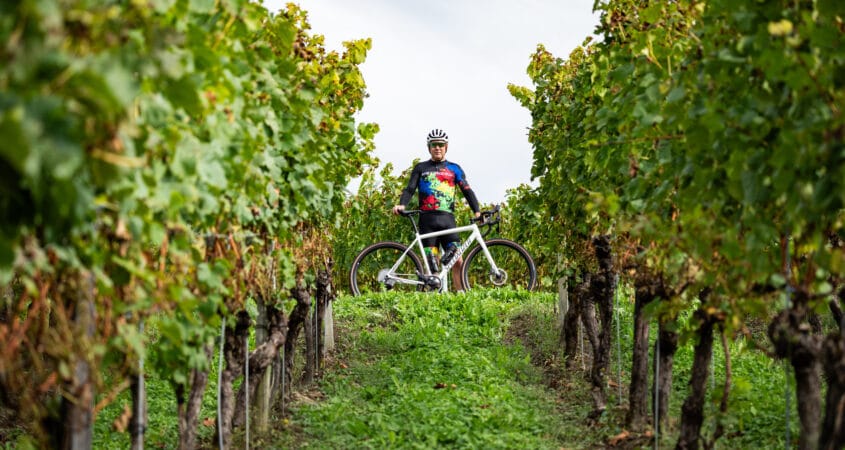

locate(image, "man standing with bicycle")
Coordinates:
392 129 482 292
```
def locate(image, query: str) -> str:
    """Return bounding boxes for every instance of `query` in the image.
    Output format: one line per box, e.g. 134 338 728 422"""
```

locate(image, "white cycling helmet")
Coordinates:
426 128 448 144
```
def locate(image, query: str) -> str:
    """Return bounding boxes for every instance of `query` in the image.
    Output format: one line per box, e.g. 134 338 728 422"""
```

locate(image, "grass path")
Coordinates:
84 288 798 449
273 289 594 449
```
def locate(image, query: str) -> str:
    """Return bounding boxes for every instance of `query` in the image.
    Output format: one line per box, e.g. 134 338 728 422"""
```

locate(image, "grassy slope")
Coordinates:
274 289 799 449
35 288 798 449
275 289 573 449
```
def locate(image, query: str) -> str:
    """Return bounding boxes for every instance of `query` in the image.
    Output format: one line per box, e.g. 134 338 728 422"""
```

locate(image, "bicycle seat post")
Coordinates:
402 210 421 236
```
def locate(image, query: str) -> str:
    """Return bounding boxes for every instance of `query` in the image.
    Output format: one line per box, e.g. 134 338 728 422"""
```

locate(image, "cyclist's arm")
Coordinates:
394 164 422 214
463 189 481 218
454 165 480 215
462 186 480 214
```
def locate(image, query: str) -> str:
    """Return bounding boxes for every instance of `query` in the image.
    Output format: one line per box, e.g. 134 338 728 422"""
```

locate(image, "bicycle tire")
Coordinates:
349 241 425 296
461 239 537 291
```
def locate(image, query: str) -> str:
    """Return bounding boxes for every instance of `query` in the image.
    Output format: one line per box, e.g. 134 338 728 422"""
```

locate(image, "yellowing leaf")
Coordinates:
767 20 793 36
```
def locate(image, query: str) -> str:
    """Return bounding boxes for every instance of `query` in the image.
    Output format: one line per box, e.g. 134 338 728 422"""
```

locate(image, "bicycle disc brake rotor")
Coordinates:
489 269 508 286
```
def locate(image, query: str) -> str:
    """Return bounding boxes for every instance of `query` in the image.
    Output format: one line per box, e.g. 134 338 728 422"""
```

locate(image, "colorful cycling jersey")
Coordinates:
399 159 480 214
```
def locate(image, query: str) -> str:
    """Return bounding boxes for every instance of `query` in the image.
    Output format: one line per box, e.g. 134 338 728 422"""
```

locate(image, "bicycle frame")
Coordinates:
384 222 501 291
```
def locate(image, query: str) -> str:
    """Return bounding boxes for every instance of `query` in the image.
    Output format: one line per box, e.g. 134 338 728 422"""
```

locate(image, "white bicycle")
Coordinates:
349 205 537 295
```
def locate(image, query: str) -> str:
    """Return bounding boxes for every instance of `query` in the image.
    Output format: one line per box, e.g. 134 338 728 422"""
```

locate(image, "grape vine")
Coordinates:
1 0 375 445
510 0 845 447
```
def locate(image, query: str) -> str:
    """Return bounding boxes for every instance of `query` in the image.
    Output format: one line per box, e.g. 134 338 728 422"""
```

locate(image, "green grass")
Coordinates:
93 316 223 449
665 334 800 449
19 287 803 449
278 289 569 449
279 288 802 449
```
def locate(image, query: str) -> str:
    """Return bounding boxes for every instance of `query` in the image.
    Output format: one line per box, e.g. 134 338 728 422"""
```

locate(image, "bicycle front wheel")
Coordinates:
461 239 537 291
350 241 424 296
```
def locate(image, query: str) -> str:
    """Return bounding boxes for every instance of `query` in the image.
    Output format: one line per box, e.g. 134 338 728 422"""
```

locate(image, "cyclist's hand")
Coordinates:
392 205 406 215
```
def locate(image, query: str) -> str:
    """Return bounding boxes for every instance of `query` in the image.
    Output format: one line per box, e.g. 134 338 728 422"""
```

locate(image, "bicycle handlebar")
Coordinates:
471 204 501 224
398 204 502 237
472 204 501 237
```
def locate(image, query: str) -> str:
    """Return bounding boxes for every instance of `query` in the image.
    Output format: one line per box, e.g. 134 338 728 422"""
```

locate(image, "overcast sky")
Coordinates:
263 0 601 204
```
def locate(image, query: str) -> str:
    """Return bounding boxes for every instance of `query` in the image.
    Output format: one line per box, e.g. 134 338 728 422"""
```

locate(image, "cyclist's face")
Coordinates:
428 142 447 161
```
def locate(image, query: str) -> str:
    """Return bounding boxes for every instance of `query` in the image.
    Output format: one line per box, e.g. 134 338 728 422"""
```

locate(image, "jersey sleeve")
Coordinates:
453 163 480 213
399 164 422 206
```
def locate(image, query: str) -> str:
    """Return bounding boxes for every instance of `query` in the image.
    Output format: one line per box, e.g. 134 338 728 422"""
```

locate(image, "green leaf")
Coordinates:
164 76 203 116
666 86 685 103
189 0 215 14
198 158 227 190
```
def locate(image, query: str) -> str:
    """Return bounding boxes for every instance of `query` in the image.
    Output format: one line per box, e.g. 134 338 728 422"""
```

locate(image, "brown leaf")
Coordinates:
38 372 58 393
202 417 216 427
204 90 217 105
112 404 132 433
115 218 131 241
608 430 630 447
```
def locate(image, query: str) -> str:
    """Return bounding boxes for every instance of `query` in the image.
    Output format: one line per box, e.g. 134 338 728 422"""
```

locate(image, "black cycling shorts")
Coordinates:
419 212 459 249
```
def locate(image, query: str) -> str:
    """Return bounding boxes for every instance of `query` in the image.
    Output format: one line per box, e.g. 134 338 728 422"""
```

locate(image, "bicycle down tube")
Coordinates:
387 223 499 287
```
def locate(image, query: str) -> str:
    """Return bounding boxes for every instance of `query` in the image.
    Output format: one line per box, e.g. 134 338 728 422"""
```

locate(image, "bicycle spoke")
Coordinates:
350 242 424 295
462 239 536 291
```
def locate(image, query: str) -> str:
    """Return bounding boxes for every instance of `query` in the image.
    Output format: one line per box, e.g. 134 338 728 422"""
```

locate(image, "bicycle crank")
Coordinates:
422 275 442 291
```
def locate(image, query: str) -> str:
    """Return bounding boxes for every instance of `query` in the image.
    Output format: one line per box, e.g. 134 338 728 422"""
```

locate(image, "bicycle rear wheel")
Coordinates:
350 241 424 296
461 239 536 291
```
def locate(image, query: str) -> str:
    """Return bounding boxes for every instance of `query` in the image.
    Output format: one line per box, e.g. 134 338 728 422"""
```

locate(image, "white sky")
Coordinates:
263 0 601 203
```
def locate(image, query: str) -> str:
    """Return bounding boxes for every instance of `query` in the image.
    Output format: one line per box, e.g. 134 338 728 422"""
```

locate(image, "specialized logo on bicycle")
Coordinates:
441 238 475 272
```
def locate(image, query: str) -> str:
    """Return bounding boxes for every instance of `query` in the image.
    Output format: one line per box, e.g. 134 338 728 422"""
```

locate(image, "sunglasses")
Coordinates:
428 142 447 149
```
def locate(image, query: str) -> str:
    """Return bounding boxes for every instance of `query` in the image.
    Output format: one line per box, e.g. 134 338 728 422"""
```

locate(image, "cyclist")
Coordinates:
392 128 481 291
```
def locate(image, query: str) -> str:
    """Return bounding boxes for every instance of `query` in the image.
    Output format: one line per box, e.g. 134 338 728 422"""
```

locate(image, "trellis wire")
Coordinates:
710 347 715 424
710 351 715 393
784 237 792 450
245 333 250 450
218 320 225 450
615 283 622 405
314 296 319 376
579 320 585 371
134 319 145 450
654 337 660 450
205 233 263 449
273 251 286 417
554 254 563 320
